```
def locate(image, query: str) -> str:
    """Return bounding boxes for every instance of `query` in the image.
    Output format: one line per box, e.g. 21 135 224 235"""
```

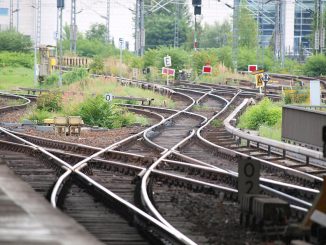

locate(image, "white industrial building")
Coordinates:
0 0 57 45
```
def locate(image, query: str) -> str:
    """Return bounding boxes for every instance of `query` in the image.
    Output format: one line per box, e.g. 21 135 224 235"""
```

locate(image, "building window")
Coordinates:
0 8 8 16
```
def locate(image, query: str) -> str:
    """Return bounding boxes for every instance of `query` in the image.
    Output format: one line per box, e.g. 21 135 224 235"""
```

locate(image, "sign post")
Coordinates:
310 80 321 106
262 73 270 96
238 157 261 200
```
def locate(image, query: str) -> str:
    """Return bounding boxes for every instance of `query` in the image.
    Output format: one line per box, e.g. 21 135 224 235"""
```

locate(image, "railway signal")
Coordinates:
262 73 270 96
248 65 257 73
202 65 212 74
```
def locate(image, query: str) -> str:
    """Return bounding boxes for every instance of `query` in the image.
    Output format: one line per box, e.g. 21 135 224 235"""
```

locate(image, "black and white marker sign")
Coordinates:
238 157 260 199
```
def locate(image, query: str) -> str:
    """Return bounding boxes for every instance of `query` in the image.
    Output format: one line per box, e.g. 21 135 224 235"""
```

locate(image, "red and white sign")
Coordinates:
202 65 212 74
162 67 175 76
248 65 258 72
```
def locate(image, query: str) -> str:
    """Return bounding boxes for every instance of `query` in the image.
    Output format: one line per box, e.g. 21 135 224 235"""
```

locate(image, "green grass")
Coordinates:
237 98 283 141
258 121 282 141
211 119 223 128
192 104 210 111
65 78 176 108
0 66 34 90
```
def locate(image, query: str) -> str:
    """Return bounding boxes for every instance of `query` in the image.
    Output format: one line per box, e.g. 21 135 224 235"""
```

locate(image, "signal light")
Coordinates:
57 0 64 8
192 0 202 5
194 6 201 15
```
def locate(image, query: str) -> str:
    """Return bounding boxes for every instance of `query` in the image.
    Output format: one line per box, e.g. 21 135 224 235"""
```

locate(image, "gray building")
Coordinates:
248 0 315 56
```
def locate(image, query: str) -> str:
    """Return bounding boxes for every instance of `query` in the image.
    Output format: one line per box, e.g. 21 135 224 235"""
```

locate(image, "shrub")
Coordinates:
67 38 118 57
44 73 59 86
192 49 218 75
63 68 89 85
0 52 33 68
78 96 121 128
28 109 52 123
211 119 223 128
89 56 104 74
0 30 33 52
36 92 63 112
238 98 282 130
283 89 309 104
303 54 326 76
77 96 147 128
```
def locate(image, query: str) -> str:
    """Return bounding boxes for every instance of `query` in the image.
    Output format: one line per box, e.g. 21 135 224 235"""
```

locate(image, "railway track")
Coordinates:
1 77 325 244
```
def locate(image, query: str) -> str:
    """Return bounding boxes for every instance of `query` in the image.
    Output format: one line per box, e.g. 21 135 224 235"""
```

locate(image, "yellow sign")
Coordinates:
251 69 265 75
255 74 264 88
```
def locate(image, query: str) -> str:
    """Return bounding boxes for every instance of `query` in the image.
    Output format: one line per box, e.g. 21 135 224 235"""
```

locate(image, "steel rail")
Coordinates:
0 127 72 170
196 95 323 185
75 169 197 245
0 92 31 111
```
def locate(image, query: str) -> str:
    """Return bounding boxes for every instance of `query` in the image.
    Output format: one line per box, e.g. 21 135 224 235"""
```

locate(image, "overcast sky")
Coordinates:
62 0 233 49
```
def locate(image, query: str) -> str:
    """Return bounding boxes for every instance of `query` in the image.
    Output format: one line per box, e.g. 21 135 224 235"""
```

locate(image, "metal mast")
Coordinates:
174 0 180 48
16 0 19 31
140 0 145 55
36 0 41 46
232 0 240 71
9 0 13 29
58 4 64 87
33 0 41 86
315 0 324 53
70 0 77 53
135 0 145 56
274 0 284 67
135 0 140 55
105 0 110 43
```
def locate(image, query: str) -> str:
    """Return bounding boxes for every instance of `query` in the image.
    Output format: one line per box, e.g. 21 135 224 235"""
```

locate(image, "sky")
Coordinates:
62 0 233 50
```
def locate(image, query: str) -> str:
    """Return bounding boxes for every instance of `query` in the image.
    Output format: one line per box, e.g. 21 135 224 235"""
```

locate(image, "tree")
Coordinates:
0 30 32 52
63 23 70 41
144 0 192 49
238 1 258 49
86 24 107 42
303 54 326 76
199 21 232 48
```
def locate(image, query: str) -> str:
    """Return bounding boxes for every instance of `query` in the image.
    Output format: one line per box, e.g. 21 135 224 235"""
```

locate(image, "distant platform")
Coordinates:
0 159 103 245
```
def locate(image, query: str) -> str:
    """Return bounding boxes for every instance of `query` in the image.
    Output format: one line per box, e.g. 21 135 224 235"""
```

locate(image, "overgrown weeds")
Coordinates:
238 98 282 130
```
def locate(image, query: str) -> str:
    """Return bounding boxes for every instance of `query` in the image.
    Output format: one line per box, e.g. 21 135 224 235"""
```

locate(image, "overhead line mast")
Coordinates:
174 0 180 48
70 0 77 53
9 0 13 29
232 0 239 71
105 0 110 43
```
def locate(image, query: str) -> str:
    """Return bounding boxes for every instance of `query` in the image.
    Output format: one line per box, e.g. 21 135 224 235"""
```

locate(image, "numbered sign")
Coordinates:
164 55 172 67
238 157 260 199
105 93 113 102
